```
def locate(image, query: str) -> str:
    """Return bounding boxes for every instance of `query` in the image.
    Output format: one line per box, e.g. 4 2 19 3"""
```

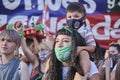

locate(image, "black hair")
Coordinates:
26 38 34 46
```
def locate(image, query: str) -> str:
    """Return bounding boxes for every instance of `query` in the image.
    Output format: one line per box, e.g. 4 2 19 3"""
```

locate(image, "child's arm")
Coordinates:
77 46 95 54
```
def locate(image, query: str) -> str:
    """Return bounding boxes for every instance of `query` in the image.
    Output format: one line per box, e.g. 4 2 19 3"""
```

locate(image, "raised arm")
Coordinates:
14 21 39 69
21 37 39 69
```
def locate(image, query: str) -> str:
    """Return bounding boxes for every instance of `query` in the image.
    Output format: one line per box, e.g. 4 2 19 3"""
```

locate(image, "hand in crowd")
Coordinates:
104 50 110 59
14 21 23 32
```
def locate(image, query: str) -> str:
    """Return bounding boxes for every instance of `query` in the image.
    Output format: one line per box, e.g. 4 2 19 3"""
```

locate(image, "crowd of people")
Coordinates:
0 2 119 80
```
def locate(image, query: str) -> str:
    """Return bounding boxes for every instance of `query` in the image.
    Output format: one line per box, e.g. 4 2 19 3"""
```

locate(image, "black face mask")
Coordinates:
66 17 84 30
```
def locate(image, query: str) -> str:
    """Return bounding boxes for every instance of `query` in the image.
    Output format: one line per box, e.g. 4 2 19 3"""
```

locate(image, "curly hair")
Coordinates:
46 27 87 80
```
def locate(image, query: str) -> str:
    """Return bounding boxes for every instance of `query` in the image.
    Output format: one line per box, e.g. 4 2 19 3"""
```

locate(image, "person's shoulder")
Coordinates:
19 61 28 68
78 25 91 32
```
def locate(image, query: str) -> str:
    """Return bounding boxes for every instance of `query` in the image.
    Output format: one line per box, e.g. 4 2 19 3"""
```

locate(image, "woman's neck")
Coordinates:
62 62 69 67
0 53 15 64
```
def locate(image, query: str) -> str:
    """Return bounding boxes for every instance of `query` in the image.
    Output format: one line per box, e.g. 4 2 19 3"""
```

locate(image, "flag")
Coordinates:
42 2 50 31
42 2 55 35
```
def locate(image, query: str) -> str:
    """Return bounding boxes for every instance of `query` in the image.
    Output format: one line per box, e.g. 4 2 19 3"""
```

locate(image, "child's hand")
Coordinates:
44 30 53 40
77 46 83 55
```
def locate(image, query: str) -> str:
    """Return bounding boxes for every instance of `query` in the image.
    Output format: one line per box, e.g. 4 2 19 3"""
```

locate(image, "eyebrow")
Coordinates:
56 37 71 40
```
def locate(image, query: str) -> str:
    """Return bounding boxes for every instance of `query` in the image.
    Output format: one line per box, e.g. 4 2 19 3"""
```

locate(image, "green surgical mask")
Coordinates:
55 46 72 62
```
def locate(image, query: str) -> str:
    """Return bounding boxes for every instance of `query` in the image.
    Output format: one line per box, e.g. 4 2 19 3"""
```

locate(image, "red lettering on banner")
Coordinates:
0 12 119 49
87 12 120 49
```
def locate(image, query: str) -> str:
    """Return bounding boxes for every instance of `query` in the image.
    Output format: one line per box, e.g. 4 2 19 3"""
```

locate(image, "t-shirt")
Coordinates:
78 25 96 46
62 61 99 80
0 57 20 80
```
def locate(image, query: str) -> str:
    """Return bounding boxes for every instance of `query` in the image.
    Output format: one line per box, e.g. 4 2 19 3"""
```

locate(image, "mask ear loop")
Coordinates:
82 16 86 27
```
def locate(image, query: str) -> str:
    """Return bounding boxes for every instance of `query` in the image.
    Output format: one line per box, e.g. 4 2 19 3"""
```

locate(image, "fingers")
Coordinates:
104 50 110 59
14 21 23 31
76 46 82 55
15 21 22 28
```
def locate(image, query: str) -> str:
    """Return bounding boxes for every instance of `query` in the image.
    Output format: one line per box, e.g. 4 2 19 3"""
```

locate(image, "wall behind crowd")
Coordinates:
0 0 120 49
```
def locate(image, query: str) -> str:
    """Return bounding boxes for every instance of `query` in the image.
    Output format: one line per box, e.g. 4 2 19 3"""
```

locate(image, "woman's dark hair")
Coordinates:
46 27 87 80
26 37 42 46
92 41 105 64
26 38 34 46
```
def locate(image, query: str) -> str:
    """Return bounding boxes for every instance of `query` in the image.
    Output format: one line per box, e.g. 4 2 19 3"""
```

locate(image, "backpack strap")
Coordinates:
7 59 20 80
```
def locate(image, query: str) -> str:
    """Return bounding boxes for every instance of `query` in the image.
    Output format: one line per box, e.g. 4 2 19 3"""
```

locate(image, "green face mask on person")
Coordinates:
55 46 72 62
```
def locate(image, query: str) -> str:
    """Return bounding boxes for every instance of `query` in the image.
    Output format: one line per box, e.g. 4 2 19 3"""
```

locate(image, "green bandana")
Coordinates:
63 27 73 34
55 46 72 62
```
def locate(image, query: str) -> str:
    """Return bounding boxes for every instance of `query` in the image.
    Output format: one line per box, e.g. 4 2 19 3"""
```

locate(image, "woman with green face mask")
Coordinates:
42 27 100 80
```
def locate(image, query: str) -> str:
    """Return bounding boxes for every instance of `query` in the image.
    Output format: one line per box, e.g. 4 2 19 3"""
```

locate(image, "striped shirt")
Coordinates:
78 25 96 46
